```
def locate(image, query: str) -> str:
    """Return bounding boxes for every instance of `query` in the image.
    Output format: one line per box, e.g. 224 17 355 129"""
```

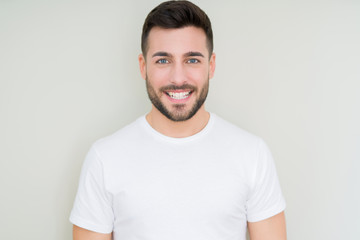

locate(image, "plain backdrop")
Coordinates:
0 0 359 239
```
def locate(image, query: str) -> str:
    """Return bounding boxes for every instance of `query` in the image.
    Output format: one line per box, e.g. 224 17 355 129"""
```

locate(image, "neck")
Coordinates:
146 105 210 138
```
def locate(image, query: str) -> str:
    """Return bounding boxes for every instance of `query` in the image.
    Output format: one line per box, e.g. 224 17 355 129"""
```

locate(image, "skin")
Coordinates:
73 225 111 240
248 211 287 240
73 26 286 240
139 26 216 138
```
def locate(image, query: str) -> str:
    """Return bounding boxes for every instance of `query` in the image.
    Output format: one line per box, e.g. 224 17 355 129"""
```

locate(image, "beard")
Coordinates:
146 76 209 122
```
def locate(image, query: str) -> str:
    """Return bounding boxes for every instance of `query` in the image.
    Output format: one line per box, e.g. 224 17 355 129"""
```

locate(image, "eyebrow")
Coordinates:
152 52 172 58
184 51 205 58
151 51 205 58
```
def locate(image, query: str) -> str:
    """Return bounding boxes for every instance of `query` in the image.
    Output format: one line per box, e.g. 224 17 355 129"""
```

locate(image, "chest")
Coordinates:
106 150 250 224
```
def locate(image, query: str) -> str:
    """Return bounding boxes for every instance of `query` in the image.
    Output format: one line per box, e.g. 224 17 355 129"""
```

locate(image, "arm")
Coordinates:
247 211 286 240
73 225 112 240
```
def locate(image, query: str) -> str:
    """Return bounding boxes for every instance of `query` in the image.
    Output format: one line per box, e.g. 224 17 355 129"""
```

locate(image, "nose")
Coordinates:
169 62 187 86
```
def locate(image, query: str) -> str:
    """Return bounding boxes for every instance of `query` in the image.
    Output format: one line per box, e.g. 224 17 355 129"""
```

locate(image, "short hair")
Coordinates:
141 0 213 57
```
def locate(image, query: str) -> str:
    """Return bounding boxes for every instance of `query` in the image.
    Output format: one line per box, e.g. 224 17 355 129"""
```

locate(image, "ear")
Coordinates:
138 53 146 80
209 53 216 79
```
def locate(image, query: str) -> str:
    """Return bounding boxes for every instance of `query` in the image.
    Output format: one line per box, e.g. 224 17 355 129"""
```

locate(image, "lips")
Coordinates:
165 91 192 100
160 84 196 102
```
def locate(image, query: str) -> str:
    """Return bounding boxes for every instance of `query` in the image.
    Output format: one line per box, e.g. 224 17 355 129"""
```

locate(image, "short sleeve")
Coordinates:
69 145 114 233
246 139 286 222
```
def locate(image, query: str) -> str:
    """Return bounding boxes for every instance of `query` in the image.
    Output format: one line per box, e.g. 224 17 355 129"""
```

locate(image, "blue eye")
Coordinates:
157 59 169 64
187 59 199 64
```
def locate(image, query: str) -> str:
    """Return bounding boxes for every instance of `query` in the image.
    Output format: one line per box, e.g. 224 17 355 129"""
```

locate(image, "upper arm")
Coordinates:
73 225 112 240
70 146 114 234
247 211 287 240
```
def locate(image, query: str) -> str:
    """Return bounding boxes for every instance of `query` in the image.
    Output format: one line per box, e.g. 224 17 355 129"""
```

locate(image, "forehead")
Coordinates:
146 26 208 58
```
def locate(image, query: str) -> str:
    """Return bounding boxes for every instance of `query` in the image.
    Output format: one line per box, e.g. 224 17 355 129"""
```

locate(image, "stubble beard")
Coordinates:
146 76 209 122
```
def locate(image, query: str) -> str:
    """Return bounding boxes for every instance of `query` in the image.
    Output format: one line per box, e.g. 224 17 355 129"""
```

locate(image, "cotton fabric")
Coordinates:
70 113 286 239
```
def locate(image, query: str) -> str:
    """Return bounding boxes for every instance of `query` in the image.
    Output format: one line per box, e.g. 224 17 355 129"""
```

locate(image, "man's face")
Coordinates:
139 26 216 122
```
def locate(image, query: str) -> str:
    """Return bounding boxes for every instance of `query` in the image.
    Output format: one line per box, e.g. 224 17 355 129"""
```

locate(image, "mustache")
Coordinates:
159 84 197 92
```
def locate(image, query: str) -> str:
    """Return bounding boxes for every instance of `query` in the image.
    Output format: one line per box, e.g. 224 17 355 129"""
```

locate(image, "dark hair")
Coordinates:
141 0 213 57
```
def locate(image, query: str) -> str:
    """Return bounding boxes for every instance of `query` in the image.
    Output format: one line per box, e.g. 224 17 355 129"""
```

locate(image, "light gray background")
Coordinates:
1 0 359 239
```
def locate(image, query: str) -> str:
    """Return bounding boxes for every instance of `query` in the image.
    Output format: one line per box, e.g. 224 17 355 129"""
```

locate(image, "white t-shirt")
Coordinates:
70 113 286 240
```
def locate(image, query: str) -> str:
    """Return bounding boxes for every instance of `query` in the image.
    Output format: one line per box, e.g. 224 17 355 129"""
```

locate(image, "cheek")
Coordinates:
147 67 170 84
185 67 209 82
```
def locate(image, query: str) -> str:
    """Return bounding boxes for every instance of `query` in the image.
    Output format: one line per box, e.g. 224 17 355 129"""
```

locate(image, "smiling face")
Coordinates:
139 26 216 122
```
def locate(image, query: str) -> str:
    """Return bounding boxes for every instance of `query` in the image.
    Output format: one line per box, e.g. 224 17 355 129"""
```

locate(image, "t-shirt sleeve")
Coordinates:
69 145 114 233
246 139 286 222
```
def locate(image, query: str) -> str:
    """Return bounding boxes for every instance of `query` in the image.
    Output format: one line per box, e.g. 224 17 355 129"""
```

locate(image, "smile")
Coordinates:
165 91 192 100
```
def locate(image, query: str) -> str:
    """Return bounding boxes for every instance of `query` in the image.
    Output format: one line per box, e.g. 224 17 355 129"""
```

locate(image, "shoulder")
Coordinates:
208 114 275 189
211 113 263 149
90 116 146 159
210 113 276 172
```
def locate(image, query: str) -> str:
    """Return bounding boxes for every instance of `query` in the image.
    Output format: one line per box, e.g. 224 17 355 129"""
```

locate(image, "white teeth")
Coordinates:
167 91 191 100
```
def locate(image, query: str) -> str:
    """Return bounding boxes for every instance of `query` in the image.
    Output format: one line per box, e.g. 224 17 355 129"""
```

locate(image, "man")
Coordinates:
70 1 287 240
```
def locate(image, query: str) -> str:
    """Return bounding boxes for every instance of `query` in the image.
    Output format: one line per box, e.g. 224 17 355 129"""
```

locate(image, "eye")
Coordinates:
187 58 199 64
156 59 169 64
